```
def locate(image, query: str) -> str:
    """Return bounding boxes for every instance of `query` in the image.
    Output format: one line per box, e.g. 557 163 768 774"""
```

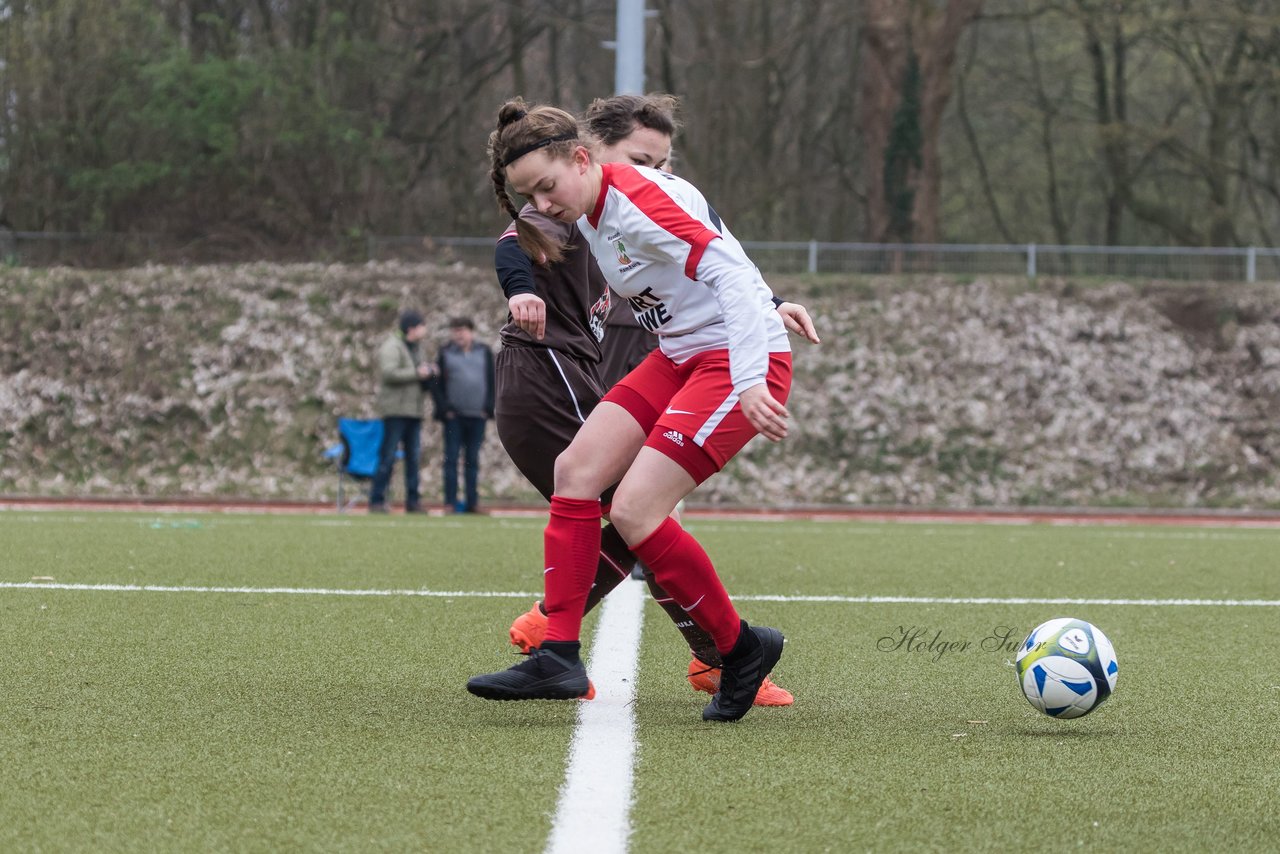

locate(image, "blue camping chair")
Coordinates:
323 418 398 512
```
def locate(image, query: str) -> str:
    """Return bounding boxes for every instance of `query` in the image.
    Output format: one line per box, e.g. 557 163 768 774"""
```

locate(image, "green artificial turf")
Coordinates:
1 511 1277 852
635 519 1280 853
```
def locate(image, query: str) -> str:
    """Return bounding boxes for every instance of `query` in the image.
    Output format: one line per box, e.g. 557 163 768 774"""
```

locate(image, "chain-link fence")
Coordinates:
365 235 496 268
3 231 171 268
7 230 1280 282
369 236 1280 282
709 241 1280 282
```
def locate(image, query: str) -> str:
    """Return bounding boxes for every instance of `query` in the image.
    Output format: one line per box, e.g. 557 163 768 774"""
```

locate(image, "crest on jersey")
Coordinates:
613 240 631 266
587 290 609 342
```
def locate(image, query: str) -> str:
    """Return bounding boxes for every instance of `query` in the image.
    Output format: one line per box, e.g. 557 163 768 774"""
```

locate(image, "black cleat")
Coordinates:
702 622 785 722
466 647 590 701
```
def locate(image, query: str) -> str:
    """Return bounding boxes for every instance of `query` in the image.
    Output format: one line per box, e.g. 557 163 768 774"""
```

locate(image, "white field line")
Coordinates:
545 578 644 854
0 581 537 598
737 594 1280 607
2 581 1278 608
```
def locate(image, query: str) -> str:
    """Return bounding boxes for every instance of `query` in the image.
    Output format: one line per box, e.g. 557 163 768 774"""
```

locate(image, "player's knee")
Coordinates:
608 497 663 546
552 446 600 498
607 498 641 542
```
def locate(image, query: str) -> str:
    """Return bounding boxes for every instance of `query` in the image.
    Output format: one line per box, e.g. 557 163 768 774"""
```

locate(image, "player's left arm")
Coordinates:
696 239 789 441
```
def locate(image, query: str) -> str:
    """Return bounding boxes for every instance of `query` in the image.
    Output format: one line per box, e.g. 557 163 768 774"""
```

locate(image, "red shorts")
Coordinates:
602 348 793 485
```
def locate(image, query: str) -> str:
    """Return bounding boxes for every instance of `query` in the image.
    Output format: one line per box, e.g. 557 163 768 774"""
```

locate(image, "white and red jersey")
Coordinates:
576 162 789 394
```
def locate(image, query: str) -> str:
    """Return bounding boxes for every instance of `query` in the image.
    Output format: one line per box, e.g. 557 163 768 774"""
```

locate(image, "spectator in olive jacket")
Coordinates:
369 310 436 513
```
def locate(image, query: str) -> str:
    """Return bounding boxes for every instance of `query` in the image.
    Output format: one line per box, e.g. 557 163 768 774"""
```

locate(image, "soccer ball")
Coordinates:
1015 618 1118 719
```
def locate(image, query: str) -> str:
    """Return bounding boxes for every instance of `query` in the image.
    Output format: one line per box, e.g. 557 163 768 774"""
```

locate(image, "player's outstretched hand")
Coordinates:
739 384 789 442
509 293 547 340
777 302 820 344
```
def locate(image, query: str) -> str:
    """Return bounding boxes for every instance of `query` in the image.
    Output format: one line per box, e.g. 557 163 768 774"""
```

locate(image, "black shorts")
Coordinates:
495 346 608 502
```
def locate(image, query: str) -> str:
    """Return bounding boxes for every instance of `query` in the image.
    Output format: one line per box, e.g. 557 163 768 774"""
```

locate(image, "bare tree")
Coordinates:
954 20 1016 244
1070 0 1280 246
652 0 863 240
859 0 983 243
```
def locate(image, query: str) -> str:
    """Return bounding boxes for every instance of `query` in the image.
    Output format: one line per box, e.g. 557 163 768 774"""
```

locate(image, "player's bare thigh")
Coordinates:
608 447 696 545
553 401 648 499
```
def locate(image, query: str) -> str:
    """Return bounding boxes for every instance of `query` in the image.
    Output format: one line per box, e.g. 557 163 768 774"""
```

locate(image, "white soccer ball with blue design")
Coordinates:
1015 618 1118 719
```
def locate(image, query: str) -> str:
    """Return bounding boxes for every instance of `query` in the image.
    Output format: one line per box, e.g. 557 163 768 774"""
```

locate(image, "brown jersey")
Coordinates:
496 205 610 364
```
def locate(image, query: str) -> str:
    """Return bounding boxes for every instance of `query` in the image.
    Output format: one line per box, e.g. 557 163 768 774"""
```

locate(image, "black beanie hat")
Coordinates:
399 310 425 334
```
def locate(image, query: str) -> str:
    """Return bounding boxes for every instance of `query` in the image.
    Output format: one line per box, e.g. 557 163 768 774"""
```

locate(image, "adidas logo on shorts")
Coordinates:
662 429 685 447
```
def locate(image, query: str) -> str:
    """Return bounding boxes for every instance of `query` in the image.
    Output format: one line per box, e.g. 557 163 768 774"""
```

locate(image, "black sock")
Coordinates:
583 524 634 614
641 564 722 667
720 621 754 664
541 640 582 665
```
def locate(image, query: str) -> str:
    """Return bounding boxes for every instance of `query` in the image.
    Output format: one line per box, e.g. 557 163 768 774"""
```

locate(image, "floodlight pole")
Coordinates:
614 0 646 95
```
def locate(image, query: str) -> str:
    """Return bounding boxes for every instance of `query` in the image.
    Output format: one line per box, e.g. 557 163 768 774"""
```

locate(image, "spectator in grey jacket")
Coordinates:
369 310 436 513
432 317 495 514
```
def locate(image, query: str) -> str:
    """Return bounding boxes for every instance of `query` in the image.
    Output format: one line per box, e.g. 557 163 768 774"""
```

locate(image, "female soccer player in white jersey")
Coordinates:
467 100 791 722
496 93 812 708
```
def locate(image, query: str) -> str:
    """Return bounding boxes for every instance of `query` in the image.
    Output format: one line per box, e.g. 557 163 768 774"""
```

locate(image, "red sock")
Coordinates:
631 517 742 654
543 495 603 642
